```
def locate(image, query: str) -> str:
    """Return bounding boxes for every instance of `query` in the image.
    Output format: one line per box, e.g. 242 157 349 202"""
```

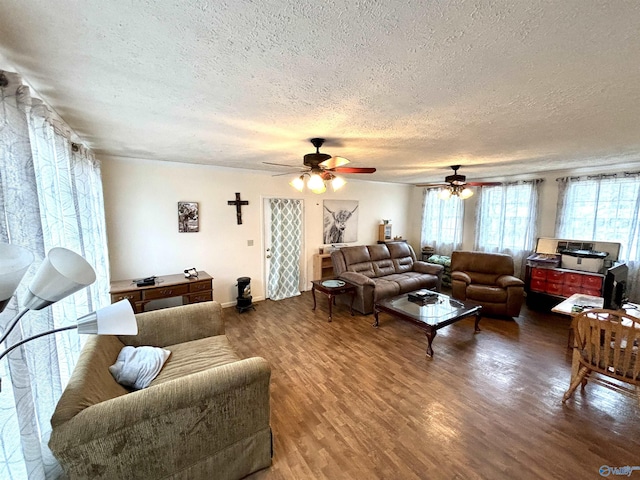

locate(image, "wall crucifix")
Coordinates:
227 192 249 225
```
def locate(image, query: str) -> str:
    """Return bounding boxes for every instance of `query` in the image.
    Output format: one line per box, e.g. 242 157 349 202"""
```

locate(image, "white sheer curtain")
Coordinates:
267 198 303 301
0 70 110 479
474 180 542 278
556 173 640 302
420 188 464 257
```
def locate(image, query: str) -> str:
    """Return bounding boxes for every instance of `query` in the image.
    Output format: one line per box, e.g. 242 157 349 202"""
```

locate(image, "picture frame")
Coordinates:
178 201 199 233
323 200 358 244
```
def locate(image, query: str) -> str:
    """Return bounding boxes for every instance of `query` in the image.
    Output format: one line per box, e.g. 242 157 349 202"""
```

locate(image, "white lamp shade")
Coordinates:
0 244 34 312
23 247 96 310
459 187 474 199
331 176 346 191
290 176 305 192
307 173 325 192
77 300 138 335
439 188 452 199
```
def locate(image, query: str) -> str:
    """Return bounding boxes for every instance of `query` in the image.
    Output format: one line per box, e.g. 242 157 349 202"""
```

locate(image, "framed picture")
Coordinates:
323 200 358 244
178 202 199 233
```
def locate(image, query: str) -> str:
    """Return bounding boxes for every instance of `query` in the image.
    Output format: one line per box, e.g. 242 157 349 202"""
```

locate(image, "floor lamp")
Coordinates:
0 243 138 392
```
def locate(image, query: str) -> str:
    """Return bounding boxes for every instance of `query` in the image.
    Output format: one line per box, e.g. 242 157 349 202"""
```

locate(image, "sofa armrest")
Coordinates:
496 275 525 288
119 301 225 347
451 271 471 285
49 357 271 475
338 271 376 287
412 261 444 276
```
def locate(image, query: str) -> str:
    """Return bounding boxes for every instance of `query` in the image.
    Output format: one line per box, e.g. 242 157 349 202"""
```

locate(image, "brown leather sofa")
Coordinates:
331 242 443 314
451 251 525 317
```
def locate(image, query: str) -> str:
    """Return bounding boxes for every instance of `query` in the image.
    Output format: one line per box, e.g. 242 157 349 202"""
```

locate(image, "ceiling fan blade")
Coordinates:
320 156 350 169
331 167 376 174
466 182 502 186
262 161 298 168
414 183 449 187
272 169 306 177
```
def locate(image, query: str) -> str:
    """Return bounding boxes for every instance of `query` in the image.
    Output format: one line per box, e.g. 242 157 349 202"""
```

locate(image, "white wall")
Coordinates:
101 156 413 307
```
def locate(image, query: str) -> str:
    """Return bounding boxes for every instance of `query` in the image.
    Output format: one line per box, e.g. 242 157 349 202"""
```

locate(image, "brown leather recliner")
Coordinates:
451 251 525 318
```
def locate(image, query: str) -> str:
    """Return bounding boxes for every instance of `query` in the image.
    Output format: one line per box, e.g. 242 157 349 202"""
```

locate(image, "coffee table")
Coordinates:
373 291 482 357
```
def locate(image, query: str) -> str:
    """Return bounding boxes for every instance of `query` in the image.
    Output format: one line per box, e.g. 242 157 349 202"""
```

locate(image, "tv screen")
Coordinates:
603 263 628 310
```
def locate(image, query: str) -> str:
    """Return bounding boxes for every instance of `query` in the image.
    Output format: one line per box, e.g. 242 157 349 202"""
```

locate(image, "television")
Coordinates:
603 263 628 310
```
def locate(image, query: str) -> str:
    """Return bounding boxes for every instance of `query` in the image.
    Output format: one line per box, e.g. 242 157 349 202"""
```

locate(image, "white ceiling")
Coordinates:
2 1 640 184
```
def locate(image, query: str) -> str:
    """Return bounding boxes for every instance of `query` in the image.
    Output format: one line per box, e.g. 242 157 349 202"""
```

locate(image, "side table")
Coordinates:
311 279 356 322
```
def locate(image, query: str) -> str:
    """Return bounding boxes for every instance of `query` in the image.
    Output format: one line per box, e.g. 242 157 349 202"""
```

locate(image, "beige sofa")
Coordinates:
331 242 444 314
49 301 272 480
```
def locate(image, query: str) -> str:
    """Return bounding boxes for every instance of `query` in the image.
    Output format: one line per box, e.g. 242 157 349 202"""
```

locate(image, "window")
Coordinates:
420 188 463 257
556 174 640 301
475 181 542 277
556 175 640 259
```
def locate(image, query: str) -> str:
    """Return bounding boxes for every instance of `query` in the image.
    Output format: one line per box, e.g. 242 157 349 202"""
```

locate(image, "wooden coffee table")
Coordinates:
311 279 356 322
373 291 482 357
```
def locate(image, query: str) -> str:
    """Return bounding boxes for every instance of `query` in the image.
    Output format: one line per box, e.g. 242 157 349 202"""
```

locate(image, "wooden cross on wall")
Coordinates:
227 193 249 225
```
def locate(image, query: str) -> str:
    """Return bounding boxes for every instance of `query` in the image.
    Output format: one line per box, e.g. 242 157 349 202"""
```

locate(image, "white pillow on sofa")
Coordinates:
109 346 171 390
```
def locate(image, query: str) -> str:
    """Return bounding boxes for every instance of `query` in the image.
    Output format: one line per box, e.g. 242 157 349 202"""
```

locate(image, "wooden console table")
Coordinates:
110 271 213 313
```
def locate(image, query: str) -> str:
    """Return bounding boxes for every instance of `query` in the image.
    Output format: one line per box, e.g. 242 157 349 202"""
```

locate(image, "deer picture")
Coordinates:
324 203 358 244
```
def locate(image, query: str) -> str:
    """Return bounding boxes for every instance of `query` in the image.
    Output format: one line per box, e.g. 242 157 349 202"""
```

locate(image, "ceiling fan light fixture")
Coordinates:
310 184 327 194
439 188 452 199
290 175 305 192
459 187 474 199
331 175 346 191
307 173 325 192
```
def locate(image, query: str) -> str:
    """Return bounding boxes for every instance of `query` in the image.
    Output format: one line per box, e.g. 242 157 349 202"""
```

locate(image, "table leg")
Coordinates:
425 328 436 358
311 286 317 311
327 294 333 322
474 313 481 332
373 308 380 327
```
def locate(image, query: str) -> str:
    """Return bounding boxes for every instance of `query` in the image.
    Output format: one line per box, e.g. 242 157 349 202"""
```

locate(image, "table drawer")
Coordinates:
185 291 213 303
531 268 548 280
582 275 603 290
189 280 212 293
111 291 142 303
564 273 583 286
144 284 189 300
530 279 546 292
547 270 565 282
545 282 564 296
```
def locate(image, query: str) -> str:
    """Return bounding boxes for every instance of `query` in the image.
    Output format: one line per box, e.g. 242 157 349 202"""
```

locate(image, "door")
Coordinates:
263 198 304 300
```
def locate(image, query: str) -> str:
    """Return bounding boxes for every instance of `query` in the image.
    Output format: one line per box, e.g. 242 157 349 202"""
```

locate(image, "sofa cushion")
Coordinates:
151 335 240 386
342 245 371 264
348 262 376 277
392 273 430 293
373 259 396 277
372 278 401 300
51 335 129 427
368 244 391 261
393 255 414 273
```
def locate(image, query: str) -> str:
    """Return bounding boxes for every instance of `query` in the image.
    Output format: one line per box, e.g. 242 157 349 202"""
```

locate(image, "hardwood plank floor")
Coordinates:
223 292 640 480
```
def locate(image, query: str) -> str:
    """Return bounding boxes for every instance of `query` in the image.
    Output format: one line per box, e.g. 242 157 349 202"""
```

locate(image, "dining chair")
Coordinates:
562 308 640 406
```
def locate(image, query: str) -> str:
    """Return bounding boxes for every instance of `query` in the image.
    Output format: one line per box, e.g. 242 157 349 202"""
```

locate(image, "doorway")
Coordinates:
263 197 304 300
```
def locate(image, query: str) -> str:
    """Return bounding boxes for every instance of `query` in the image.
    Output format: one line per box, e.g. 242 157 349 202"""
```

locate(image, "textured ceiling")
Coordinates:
1 0 640 183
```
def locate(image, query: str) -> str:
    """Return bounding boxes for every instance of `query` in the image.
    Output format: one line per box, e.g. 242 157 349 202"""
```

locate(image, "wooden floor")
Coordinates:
223 292 640 480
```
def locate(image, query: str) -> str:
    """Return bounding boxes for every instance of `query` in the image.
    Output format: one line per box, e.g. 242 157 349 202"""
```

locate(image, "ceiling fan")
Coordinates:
415 165 502 199
263 138 376 193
